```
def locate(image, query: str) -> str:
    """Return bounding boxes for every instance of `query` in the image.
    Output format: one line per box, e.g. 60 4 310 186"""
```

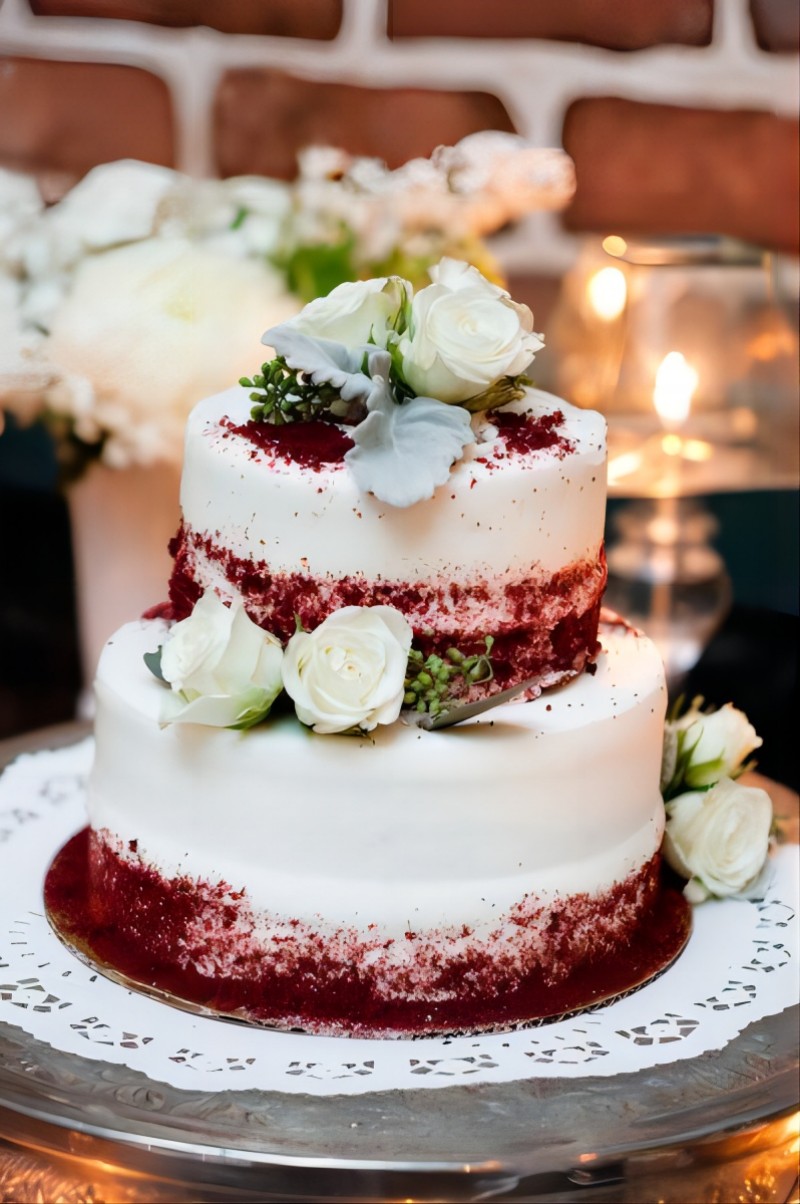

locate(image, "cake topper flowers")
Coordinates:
241 260 544 507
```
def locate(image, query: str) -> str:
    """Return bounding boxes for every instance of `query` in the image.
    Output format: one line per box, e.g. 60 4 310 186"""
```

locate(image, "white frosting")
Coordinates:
89 621 667 939
179 386 607 583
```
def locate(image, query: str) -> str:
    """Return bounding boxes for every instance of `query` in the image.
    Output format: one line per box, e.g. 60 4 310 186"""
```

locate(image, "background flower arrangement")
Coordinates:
0 158 297 478
0 133 573 482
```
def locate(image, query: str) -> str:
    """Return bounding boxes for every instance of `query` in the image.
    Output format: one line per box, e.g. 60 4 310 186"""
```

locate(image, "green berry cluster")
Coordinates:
241 358 342 425
404 637 495 717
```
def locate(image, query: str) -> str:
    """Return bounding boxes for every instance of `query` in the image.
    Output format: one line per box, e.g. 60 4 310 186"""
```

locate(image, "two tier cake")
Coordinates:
45 261 691 1036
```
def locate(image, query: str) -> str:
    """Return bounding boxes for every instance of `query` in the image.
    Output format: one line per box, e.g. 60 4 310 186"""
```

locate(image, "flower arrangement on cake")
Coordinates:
240 258 544 507
143 591 775 911
144 260 547 726
146 585 775 907
661 697 773 903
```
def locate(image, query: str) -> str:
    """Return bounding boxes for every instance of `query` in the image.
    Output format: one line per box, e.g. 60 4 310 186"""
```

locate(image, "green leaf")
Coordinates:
278 235 358 304
228 701 276 731
230 205 248 231
684 755 726 789
460 374 532 414
143 647 166 683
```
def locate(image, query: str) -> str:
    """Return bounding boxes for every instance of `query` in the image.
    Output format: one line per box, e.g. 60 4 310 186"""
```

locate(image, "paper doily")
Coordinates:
1 739 797 1098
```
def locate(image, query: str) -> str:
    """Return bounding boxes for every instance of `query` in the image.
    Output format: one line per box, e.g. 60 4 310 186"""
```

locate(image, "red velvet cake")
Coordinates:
45 263 691 1035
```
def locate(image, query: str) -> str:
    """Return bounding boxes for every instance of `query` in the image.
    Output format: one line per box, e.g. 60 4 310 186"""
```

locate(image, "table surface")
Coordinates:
0 723 798 1203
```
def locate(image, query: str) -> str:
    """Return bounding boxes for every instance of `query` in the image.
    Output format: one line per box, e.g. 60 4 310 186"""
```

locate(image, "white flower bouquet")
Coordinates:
0 160 299 477
0 135 574 482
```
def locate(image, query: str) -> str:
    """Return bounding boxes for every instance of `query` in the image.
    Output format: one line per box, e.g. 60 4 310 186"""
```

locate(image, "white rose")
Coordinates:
663 777 773 902
284 276 409 348
158 592 284 728
678 703 763 789
397 258 543 403
45 237 300 466
282 606 413 734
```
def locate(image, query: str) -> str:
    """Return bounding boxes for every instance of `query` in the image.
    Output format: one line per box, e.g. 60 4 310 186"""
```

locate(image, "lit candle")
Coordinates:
652 351 699 491
586 266 627 322
653 350 699 437
648 351 699 640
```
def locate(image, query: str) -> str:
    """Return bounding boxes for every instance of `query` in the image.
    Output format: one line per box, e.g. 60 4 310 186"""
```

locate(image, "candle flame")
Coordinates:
653 351 698 429
586 266 627 321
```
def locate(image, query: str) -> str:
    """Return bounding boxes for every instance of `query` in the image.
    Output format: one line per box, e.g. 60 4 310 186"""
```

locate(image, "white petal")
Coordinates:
161 686 273 728
160 592 234 692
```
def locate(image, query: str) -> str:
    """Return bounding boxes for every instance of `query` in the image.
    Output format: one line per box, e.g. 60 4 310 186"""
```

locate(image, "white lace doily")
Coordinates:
1 739 797 1098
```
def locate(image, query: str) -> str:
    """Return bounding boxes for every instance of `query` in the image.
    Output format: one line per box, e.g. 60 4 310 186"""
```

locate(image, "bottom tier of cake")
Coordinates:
45 620 691 1037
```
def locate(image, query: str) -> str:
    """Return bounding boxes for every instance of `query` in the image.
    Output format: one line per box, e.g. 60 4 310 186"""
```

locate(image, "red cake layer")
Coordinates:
45 829 691 1038
164 530 607 694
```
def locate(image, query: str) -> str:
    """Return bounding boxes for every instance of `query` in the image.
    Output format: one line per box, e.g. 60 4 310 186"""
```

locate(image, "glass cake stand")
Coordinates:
1 724 798 1204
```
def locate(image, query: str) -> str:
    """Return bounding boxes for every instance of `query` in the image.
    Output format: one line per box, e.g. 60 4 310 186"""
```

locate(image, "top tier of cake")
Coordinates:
167 385 607 696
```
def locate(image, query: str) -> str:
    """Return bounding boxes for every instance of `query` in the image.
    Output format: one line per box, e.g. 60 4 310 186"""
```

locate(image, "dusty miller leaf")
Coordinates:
143 646 166 683
345 351 473 507
261 326 373 402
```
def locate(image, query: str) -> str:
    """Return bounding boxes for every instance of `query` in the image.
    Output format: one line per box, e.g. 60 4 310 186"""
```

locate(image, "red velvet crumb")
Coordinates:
44 831 691 1039
493 410 573 457
222 418 353 469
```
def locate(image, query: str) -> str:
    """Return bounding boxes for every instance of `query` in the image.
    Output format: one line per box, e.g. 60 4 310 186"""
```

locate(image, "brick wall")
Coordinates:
0 0 797 270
